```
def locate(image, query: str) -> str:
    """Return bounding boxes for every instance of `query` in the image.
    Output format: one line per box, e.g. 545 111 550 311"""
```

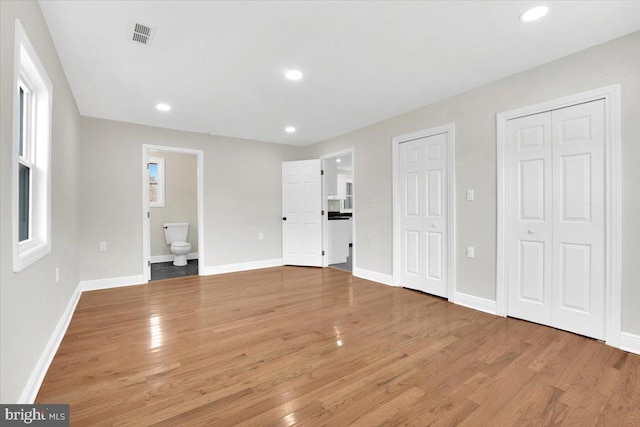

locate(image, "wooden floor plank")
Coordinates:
35 266 639 425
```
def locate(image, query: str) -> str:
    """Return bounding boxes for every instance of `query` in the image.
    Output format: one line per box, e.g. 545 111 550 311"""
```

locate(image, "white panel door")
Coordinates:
506 99 606 340
551 100 605 339
507 112 553 325
399 133 448 297
282 160 323 267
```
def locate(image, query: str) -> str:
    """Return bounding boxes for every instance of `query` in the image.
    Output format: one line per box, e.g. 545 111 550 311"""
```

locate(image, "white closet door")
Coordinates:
399 139 424 291
506 99 606 340
551 100 606 339
399 133 448 297
506 112 553 325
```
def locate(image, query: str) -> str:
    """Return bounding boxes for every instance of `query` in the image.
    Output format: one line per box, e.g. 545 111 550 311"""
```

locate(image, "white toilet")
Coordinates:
163 222 191 266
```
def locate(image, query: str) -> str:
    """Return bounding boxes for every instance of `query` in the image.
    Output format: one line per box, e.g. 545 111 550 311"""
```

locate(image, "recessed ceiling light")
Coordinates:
336 158 341 163
285 126 296 133
156 103 171 112
519 5 549 22
285 70 303 81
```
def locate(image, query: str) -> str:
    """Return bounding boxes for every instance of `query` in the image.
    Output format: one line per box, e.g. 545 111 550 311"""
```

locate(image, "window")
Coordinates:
149 157 165 207
12 20 53 272
341 180 353 213
18 86 31 242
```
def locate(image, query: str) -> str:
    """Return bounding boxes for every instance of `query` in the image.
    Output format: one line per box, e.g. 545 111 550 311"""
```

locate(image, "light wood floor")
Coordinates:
37 267 639 426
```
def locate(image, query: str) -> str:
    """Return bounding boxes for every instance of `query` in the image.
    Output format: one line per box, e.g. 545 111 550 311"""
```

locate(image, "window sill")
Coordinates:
14 240 51 272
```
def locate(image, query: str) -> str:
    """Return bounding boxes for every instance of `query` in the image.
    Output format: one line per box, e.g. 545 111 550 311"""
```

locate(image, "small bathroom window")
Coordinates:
149 156 165 207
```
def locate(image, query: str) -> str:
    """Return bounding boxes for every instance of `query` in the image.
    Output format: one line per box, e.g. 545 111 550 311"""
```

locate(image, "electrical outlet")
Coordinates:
258 232 264 240
99 241 107 252
367 235 373 245
466 189 475 201
55 267 60 282
466 246 475 258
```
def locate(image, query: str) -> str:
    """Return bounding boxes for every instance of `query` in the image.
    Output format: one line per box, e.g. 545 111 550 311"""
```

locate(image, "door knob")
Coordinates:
282 217 287 221
527 229 535 234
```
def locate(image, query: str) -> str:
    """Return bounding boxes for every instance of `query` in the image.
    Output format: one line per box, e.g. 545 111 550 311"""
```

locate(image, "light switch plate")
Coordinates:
466 190 475 201
466 246 475 258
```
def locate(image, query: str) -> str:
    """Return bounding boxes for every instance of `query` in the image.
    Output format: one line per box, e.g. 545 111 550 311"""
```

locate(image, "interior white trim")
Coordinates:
496 84 622 348
320 148 355 270
353 267 394 287
142 144 205 282
150 252 199 264
80 274 146 292
18 283 82 404
202 258 283 276
620 332 640 356
453 291 498 316
391 123 456 300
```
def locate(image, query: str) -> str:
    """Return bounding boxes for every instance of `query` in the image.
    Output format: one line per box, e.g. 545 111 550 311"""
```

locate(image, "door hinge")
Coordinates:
322 250 325 256
148 260 151 267
147 212 150 218
147 163 150 169
321 210 325 216
321 170 324 176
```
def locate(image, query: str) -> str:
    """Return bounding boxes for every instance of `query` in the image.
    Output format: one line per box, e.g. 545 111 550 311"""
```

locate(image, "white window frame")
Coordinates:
148 156 165 207
12 20 53 272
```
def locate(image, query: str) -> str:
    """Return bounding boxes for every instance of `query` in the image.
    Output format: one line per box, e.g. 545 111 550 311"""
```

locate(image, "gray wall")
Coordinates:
149 151 198 258
0 1 82 403
303 31 640 335
78 118 305 280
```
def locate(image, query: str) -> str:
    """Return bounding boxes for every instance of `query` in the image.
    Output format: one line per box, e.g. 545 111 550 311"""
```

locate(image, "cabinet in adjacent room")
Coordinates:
328 218 352 264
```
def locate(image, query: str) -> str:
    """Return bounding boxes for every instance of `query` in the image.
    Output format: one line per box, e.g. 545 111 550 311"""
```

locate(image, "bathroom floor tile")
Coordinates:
151 259 198 281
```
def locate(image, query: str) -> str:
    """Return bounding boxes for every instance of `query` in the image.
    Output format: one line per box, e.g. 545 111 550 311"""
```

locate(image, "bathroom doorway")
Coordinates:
142 145 204 282
321 149 355 273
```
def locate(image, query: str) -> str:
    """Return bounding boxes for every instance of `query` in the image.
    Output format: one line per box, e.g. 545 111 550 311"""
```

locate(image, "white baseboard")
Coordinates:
352 267 394 287
18 283 82 404
453 291 498 315
150 252 198 264
202 258 283 276
620 332 640 355
80 274 146 292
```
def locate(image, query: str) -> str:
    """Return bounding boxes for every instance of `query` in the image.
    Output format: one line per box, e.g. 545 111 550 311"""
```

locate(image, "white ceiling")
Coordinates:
39 1 640 146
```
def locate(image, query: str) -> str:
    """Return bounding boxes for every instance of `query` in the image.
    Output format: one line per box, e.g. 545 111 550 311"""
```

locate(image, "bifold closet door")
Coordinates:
398 133 448 298
551 100 606 339
507 111 553 326
507 99 606 340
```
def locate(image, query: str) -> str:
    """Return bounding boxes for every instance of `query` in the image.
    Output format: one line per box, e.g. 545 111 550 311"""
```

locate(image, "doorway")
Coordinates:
392 124 455 299
142 145 205 282
281 149 356 272
496 85 622 345
323 151 354 272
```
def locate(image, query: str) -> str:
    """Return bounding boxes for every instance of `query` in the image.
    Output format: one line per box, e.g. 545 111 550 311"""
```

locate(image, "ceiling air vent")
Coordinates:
132 23 154 46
